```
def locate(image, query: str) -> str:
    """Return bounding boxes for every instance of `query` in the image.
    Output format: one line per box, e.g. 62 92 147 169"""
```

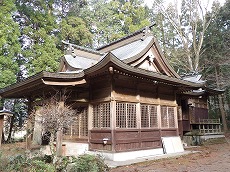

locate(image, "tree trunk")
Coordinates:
218 94 228 132
6 114 14 142
26 98 34 150
56 130 63 156
214 65 228 132
0 116 3 147
49 132 55 156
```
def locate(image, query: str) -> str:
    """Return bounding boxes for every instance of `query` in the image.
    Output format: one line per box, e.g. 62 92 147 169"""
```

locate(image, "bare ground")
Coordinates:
0 135 230 172
110 134 230 172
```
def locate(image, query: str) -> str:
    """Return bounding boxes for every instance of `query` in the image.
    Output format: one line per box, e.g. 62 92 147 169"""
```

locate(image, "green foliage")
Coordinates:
53 156 77 171
61 16 92 46
15 0 92 76
15 0 63 75
0 153 55 172
80 0 151 46
0 151 9 171
69 154 109 172
0 151 109 172
24 35 62 75
0 0 21 88
201 0 230 129
202 0 230 89
29 160 55 172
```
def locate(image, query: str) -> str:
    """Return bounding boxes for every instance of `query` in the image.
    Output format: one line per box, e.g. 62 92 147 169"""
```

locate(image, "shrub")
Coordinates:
0 151 9 171
5 154 55 172
27 160 55 172
69 154 109 172
54 156 77 171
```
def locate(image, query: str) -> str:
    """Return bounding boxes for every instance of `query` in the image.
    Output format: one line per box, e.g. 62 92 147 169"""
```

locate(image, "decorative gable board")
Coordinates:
136 58 159 72
130 45 176 77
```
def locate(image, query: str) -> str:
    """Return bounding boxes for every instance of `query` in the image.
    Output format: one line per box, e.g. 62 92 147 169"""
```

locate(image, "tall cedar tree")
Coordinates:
202 0 230 131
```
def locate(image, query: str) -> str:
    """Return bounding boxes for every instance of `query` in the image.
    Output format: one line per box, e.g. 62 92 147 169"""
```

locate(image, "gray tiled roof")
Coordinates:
111 36 154 61
64 55 98 70
182 74 206 84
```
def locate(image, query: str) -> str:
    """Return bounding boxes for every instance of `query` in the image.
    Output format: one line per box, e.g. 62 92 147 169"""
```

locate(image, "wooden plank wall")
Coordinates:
89 128 177 152
88 74 179 152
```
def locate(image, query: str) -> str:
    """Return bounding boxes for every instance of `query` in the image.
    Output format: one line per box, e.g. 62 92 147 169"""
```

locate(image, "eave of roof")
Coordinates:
0 71 84 98
85 52 204 88
204 87 225 95
0 54 206 98
179 87 224 97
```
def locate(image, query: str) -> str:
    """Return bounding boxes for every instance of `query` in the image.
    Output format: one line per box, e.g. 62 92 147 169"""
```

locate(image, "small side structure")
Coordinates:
177 74 224 145
0 26 224 160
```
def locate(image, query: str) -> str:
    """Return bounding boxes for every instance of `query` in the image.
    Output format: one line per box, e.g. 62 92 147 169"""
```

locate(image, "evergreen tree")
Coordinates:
15 0 91 75
80 0 151 47
0 0 21 88
202 0 230 131
0 0 26 142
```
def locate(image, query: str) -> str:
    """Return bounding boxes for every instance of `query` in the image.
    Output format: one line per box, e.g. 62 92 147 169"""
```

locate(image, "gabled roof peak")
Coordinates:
96 24 156 52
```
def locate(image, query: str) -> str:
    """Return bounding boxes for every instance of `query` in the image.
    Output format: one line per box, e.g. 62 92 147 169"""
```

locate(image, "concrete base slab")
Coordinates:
183 134 225 146
105 150 197 168
200 134 225 141
88 148 164 161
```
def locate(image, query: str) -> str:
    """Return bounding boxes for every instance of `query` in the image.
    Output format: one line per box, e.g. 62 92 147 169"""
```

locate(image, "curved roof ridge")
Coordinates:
84 52 205 88
62 40 103 55
152 37 181 79
96 24 156 51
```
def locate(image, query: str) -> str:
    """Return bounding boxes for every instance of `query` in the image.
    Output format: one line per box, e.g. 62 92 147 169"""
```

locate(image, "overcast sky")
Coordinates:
144 0 226 9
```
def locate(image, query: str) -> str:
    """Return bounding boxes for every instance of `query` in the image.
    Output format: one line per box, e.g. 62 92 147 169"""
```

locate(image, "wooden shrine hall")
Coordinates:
0 26 223 160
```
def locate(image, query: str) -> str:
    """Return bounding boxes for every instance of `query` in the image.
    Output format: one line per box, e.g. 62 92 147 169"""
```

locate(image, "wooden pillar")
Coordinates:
136 83 141 149
110 70 116 152
174 106 179 135
157 105 161 129
111 100 116 152
173 90 179 135
88 103 93 143
0 115 3 147
136 82 141 129
156 85 161 129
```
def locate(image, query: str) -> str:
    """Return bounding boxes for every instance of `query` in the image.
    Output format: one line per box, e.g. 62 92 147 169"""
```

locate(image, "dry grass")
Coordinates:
0 142 26 157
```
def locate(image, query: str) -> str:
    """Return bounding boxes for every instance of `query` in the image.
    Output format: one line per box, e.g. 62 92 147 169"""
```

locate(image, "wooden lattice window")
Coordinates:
64 107 88 137
80 109 88 136
161 106 176 128
116 102 136 128
161 106 168 128
168 107 175 128
93 102 110 128
141 104 158 128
